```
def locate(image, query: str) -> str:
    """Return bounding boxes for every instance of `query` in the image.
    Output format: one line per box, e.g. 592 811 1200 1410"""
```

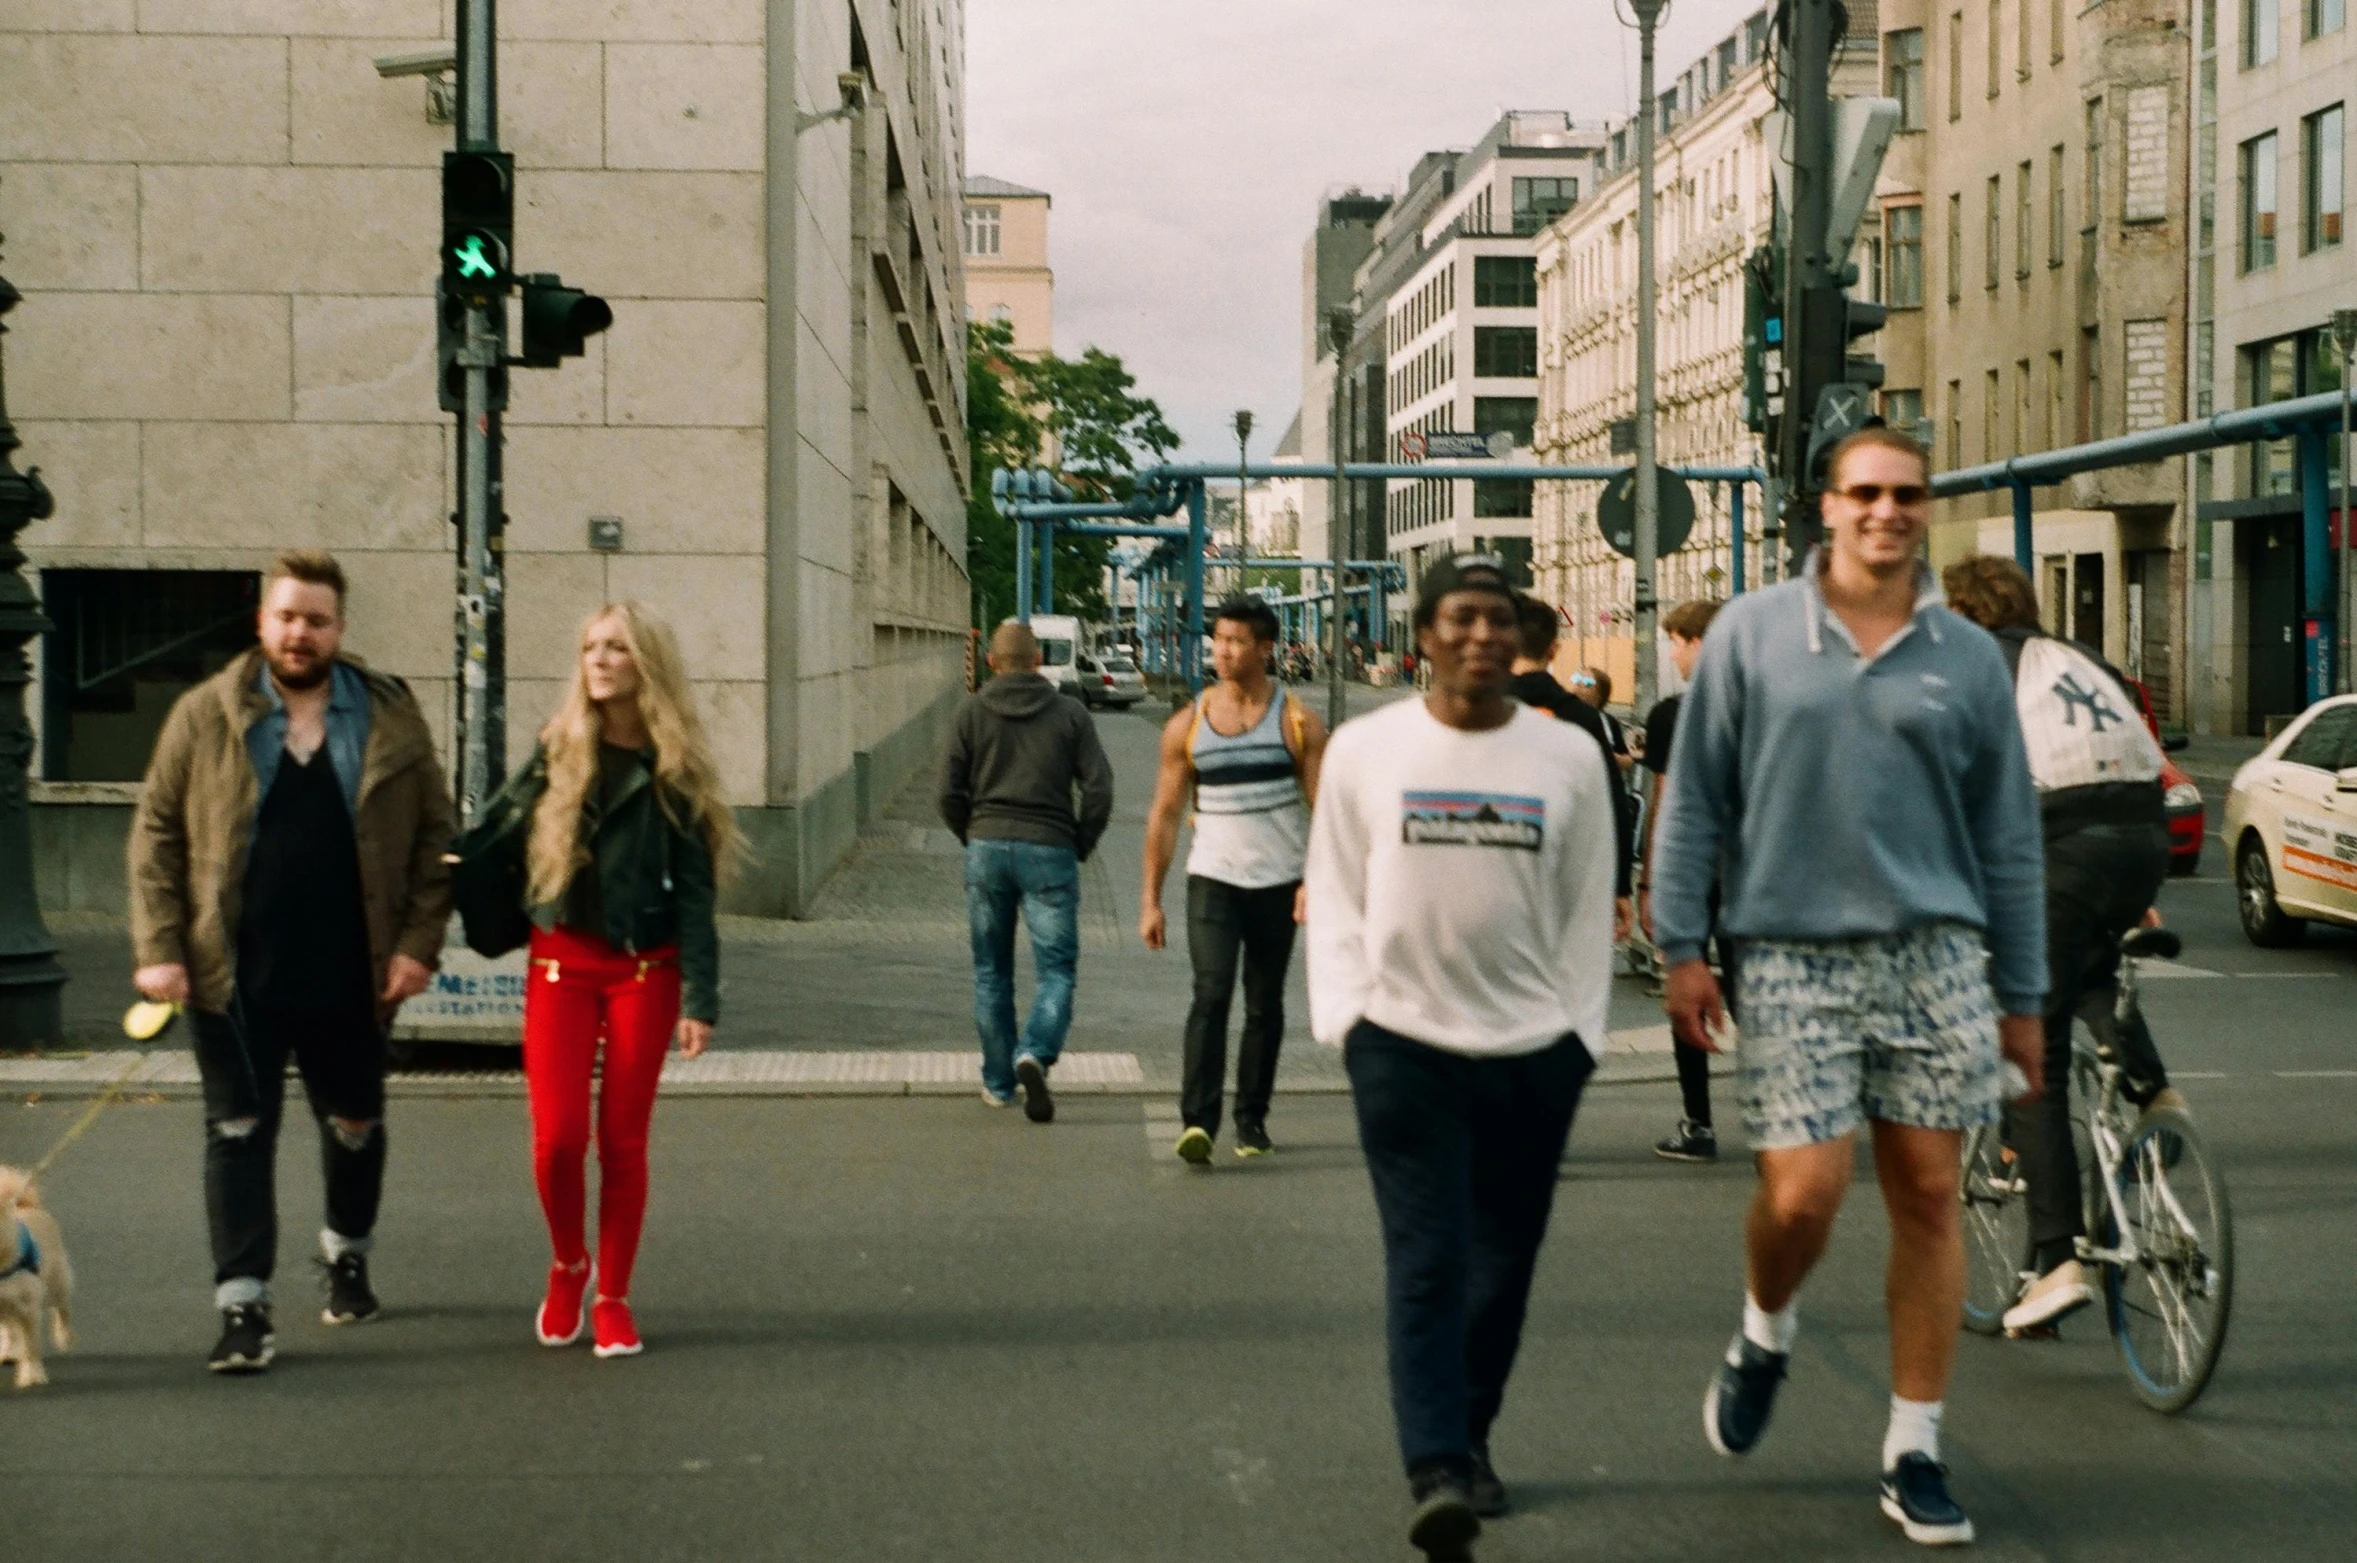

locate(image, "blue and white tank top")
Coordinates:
1186 685 1309 889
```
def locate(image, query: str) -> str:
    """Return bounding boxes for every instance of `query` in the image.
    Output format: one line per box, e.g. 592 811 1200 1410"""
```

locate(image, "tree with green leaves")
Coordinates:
964 319 1178 629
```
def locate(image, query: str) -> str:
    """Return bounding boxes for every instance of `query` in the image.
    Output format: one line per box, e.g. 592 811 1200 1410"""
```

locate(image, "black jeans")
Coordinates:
1180 875 1298 1137
2011 820 2171 1272
192 1002 388 1300
1345 1020 1594 1476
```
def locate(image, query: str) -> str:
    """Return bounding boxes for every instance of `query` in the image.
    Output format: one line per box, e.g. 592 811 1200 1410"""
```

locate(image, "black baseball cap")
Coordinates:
1413 552 1515 628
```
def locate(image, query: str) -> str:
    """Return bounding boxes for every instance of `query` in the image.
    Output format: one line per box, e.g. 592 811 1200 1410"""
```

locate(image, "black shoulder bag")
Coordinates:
447 755 547 958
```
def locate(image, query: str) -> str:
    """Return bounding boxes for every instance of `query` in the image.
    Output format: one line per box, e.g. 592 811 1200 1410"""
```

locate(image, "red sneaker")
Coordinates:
591 1296 642 1358
536 1260 591 1347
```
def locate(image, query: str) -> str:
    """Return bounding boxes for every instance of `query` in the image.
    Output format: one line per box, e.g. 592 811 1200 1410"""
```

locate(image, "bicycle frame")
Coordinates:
2071 956 2144 1271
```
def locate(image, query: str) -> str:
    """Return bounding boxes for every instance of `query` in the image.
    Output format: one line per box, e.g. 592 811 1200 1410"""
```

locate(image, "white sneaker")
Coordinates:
2003 1259 2095 1333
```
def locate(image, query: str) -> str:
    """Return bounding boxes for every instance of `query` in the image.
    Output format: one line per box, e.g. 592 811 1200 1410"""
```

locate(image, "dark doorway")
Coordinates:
2126 548 2173 717
2240 518 2302 733
2071 552 2105 649
40 570 260 782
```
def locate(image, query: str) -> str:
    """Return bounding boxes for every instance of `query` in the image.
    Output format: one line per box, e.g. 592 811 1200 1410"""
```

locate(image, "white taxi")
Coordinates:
2224 694 2357 945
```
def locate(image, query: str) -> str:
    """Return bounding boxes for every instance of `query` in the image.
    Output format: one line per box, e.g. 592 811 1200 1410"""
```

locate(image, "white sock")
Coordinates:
1882 1395 1943 1469
1738 1292 1799 1357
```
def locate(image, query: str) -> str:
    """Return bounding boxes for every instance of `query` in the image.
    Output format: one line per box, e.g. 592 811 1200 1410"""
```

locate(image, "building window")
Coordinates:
1473 480 1535 518
1947 378 1965 465
2245 0 2280 64
40 570 260 782
988 303 1012 325
2085 98 2105 230
2016 161 2034 276
2047 349 2066 447
2018 0 2034 77
1473 326 1538 378
2048 144 2067 263
2303 103 2344 251
2310 0 2347 36
1986 175 2003 288
963 203 1001 257
2015 358 2033 451
1886 204 1925 305
2081 324 2103 440
2052 0 2067 60
1472 255 1538 307
2240 130 2280 269
1512 178 1580 235
1947 192 1964 300
1988 0 2004 96
1887 29 1927 128
1883 387 1928 447
1949 11 1965 119
1984 369 2002 459
1473 396 1538 447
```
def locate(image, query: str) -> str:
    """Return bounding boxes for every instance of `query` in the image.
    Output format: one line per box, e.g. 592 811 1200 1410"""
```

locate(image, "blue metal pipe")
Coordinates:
1730 483 1745 596
2011 483 2034 571
1014 519 1032 621
1933 389 2351 496
1038 520 1055 613
1136 461 1767 485
1184 482 1208 693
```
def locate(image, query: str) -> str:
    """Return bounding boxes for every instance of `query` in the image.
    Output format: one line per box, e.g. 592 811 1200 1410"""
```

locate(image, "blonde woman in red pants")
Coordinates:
488 601 739 1357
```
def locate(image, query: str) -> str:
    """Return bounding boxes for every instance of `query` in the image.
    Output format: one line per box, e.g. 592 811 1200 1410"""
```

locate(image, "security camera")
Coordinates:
374 47 458 79
838 72 868 112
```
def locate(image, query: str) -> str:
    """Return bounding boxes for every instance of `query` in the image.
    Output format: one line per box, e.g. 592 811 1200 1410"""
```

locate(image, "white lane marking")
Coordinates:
2274 1070 2357 1078
2140 960 2225 979
2232 972 2344 980
2171 1071 2229 1080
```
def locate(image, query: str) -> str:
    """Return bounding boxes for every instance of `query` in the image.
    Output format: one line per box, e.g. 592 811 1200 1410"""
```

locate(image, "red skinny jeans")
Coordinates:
522 926 680 1300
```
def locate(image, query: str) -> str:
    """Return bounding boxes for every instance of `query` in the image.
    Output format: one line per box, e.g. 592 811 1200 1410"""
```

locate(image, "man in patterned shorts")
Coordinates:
1650 427 2047 1547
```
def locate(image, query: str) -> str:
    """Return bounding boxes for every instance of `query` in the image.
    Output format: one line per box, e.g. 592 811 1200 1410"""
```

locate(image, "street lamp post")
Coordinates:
2335 308 2356 696
1630 0 1666 713
0 253 67 1046
1232 408 1254 604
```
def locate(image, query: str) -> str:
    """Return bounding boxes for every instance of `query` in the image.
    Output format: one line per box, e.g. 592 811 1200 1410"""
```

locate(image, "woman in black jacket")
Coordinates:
505 601 739 1357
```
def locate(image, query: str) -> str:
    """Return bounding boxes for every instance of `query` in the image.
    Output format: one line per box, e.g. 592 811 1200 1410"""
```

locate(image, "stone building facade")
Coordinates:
0 0 972 916
961 173 1051 357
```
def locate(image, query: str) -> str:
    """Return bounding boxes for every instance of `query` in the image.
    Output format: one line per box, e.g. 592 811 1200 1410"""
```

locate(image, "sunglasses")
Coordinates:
1827 483 1930 507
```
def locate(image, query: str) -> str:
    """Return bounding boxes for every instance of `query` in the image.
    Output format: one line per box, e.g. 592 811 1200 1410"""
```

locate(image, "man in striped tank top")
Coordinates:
1141 597 1328 1162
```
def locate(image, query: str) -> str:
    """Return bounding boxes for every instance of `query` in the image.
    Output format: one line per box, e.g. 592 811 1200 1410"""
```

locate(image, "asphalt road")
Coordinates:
6 845 2354 1562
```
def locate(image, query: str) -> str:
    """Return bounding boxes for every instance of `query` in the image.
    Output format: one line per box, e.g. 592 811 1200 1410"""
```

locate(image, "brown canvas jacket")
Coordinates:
128 649 459 1014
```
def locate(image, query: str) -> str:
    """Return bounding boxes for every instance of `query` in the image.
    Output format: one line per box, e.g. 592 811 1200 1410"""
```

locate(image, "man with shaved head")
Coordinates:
939 618 1115 1120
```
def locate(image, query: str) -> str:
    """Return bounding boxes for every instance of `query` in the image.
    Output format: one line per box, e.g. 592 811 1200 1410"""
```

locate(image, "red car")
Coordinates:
2126 679 2203 876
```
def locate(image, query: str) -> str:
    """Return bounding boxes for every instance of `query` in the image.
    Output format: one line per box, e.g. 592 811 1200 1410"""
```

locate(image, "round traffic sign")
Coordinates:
1596 467 1696 559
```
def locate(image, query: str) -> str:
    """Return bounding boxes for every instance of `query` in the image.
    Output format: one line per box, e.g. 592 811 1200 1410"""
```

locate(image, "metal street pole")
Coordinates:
1233 408 1254 604
454 0 506 821
1326 306 1352 730
2335 308 2356 695
0 255 66 1045
1631 0 1666 713
1779 0 1837 574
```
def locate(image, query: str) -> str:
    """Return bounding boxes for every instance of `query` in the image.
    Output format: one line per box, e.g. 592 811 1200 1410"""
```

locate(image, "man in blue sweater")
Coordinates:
1652 428 2046 1548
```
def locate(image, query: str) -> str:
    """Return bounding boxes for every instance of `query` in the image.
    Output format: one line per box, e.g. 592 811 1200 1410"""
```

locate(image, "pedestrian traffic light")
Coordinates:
441 150 513 307
436 278 508 414
516 274 613 368
1741 244 1784 435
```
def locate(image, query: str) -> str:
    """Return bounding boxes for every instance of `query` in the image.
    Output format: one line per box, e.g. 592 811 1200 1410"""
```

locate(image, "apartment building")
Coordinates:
962 174 1052 356
2191 0 2353 732
0 0 973 917
1911 0 2193 719
1533 6 1891 689
1299 190 1389 563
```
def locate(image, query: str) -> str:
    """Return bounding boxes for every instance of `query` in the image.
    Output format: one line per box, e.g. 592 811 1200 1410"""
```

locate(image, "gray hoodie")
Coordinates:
1650 555 2047 1014
937 671 1115 860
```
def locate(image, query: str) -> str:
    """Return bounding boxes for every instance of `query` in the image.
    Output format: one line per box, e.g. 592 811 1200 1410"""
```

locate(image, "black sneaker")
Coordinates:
1703 1334 1789 1456
318 1252 380 1325
1015 1056 1054 1123
1880 1452 1975 1545
1406 1464 1481 1562
1654 1119 1718 1162
1466 1441 1508 1517
208 1303 275 1374
1233 1121 1274 1158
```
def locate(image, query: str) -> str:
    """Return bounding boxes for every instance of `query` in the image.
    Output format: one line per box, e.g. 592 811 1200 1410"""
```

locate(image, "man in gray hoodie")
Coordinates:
938 620 1116 1122
1652 428 2046 1548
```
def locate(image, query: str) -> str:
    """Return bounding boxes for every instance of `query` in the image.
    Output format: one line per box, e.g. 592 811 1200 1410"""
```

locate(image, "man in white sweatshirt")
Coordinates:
1306 554 1619 1563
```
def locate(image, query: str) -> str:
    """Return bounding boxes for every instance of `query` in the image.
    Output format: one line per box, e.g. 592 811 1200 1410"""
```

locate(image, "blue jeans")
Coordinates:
964 840 1080 1097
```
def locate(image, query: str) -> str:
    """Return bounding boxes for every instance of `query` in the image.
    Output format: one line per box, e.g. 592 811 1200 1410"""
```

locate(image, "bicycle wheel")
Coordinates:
2103 1106 2233 1414
1959 1122 2028 1335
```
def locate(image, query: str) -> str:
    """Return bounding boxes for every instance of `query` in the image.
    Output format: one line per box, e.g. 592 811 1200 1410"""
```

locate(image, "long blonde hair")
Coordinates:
526 601 744 903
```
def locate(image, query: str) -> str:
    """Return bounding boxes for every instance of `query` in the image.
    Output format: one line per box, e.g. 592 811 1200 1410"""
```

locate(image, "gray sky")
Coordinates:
965 0 1765 463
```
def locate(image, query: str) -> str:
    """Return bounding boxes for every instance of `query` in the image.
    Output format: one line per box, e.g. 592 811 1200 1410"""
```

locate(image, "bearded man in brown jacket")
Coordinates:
129 551 456 1374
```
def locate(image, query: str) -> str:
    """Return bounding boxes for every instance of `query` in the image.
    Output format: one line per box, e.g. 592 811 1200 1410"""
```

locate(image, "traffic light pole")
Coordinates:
1631 0 1664 713
1778 0 1836 574
455 0 505 821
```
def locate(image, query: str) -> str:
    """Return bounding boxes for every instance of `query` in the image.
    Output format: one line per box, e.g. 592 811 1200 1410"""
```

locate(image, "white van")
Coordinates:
1027 614 1085 699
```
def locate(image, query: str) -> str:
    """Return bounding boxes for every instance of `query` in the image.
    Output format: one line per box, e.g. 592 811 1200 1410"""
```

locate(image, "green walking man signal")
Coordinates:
451 233 500 282
441 150 513 306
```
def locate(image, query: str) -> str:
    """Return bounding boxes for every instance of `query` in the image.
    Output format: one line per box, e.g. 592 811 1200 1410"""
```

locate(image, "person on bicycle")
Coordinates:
1941 555 2185 1334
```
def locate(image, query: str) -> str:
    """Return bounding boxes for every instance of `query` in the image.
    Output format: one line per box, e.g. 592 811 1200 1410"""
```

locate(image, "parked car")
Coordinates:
2221 693 2357 946
1076 650 1147 709
2125 679 2204 876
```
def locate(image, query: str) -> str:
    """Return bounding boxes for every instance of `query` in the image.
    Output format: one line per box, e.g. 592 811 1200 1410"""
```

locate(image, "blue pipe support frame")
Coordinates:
1934 388 2350 494
2300 430 2336 703
1184 480 1209 692
1038 520 1054 614
1014 518 1033 622
1135 461 1766 484
1730 483 1745 596
2010 483 2035 572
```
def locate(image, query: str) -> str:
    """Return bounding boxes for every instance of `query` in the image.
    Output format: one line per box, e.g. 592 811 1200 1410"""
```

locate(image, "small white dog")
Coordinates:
0 1165 74 1388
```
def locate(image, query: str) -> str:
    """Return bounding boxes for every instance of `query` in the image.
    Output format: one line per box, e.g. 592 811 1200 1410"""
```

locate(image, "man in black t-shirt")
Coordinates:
1507 594 1633 920
1637 599 1723 1162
